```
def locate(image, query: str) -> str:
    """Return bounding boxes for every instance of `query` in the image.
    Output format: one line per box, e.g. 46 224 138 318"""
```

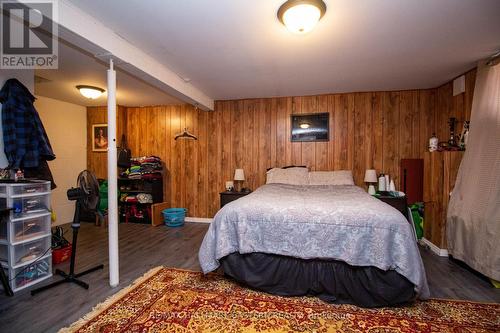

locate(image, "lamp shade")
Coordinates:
364 169 377 183
234 169 245 181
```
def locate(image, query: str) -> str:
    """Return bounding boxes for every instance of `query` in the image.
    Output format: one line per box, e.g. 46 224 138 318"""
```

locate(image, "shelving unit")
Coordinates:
0 180 52 293
118 177 163 225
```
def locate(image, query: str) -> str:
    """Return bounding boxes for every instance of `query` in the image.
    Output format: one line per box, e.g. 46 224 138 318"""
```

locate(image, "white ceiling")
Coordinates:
65 0 500 100
35 40 181 107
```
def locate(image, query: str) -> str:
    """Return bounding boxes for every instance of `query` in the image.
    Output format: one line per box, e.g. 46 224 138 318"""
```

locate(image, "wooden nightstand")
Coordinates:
375 195 409 220
220 191 251 208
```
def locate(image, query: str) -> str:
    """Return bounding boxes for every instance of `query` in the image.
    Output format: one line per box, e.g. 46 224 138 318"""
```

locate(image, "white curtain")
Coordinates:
447 61 500 281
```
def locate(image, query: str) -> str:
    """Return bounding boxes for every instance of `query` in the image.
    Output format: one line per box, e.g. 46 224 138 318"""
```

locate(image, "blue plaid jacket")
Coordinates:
0 79 55 169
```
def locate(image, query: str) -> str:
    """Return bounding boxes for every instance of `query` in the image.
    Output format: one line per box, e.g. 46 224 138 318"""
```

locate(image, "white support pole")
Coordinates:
107 59 119 287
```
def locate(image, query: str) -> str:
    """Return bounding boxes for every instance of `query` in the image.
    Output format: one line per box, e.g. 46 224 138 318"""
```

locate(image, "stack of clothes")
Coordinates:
119 156 162 223
121 156 162 180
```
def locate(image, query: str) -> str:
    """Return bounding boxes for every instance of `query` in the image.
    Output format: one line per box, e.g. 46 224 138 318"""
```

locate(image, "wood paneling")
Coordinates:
419 69 476 248
87 105 127 179
423 151 464 248
124 105 210 218
435 69 477 143
86 70 476 218
209 89 438 216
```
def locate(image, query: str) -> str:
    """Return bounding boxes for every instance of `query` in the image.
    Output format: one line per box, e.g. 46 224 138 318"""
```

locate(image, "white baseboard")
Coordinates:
419 237 449 257
185 217 213 224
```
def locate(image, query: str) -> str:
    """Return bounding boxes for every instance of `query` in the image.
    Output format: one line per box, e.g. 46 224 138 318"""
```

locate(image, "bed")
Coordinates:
198 169 429 307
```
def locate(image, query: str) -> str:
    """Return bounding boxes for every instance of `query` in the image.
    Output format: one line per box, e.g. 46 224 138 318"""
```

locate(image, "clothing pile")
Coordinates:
119 190 154 223
119 156 162 223
121 156 162 180
119 193 153 204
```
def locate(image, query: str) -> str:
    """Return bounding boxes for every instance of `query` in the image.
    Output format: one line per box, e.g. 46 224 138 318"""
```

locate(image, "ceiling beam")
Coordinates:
54 0 213 110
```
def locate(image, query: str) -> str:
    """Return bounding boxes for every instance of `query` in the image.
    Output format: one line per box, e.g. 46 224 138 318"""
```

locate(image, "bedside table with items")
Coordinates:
375 194 409 220
220 191 252 208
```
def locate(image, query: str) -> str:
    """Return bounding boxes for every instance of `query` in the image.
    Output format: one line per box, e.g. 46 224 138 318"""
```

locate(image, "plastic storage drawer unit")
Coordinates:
0 180 52 293
0 212 51 243
0 235 51 267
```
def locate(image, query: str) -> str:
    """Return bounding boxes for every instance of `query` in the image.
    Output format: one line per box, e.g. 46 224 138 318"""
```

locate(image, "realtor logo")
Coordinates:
1 0 58 69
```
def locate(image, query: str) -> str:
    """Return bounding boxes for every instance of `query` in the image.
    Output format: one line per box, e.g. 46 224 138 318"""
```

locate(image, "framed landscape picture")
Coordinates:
92 124 108 152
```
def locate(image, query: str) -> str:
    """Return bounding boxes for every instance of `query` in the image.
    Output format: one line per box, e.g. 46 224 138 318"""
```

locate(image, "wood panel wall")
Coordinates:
423 151 464 248
211 91 436 201
86 69 476 218
435 70 476 143
87 105 127 179
125 105 210 218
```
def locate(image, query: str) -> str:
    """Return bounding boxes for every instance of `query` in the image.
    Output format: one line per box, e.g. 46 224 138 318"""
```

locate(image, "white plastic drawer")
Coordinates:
11 194 50 218
0 235 51 267
10 256 52 291
10 214 51 243
11 182 50 196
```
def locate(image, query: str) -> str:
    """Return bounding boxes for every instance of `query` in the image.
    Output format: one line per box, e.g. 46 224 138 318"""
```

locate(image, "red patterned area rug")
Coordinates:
60 267 500 333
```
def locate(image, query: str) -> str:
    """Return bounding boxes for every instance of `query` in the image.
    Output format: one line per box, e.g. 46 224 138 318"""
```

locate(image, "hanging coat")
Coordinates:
0 78 56 188
0 78 55 168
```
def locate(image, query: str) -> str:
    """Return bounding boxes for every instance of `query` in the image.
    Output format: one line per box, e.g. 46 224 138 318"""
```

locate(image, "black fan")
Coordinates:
31 170 104 295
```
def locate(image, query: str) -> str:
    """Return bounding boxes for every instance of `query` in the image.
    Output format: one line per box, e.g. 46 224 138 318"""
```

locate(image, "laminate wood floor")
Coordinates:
1 222 498 333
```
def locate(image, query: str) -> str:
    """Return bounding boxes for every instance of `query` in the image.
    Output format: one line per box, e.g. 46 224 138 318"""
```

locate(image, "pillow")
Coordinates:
266 167 309 185
308 170 355 185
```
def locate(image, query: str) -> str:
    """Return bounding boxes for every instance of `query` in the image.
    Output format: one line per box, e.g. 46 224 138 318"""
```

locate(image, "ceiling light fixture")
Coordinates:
277 0 327 34
299 123 310 129
76 85 105 99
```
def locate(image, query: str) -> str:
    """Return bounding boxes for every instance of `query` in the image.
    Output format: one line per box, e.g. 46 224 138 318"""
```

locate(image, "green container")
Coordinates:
410 203 424 239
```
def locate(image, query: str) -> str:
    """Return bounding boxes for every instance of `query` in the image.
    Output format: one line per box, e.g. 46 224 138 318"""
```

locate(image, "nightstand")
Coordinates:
375 195 409 220
220 191 251 208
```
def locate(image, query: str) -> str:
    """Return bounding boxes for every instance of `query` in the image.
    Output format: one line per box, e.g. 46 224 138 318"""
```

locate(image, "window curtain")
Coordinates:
447 61 500 281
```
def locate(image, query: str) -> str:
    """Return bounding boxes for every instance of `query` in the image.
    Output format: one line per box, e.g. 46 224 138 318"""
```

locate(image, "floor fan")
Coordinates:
31 170 104 295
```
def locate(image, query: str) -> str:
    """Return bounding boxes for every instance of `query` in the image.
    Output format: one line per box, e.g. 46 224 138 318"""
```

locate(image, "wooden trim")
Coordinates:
420 238 449 257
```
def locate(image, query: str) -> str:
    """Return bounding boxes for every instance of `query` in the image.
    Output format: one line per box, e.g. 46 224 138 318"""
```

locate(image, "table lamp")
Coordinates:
364 169 377 195
234 169 245 192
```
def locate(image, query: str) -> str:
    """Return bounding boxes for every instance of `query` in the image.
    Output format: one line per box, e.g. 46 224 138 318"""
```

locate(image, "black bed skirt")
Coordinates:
220 252 416 308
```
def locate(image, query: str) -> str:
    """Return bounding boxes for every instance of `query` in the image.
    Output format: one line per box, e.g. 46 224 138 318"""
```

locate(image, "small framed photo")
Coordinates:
92 124 108 152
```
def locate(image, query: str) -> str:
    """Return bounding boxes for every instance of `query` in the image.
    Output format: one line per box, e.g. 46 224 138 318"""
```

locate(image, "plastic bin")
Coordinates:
8 255 52 291
11 182 50 196
8 194 50 218
52 244 72 265
0 213 51 243
162 208 186 227
0 180 50 197
0 235 51 267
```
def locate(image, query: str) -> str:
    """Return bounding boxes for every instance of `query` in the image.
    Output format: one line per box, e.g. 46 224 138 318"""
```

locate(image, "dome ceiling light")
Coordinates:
76 85 105 99
277 0 327 34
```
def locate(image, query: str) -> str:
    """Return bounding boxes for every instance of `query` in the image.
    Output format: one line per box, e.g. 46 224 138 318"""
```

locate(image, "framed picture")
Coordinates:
92 124 108 152
291 113 329 142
